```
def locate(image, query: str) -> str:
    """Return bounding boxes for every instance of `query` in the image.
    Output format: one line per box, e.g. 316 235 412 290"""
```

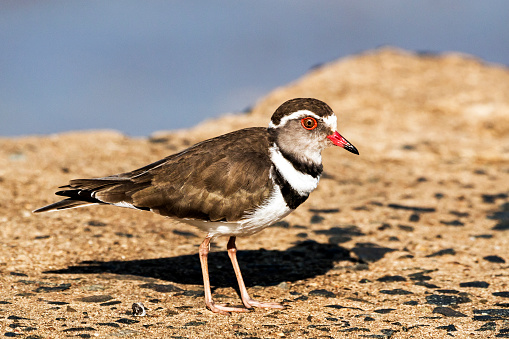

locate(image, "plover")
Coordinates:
34 98 358 314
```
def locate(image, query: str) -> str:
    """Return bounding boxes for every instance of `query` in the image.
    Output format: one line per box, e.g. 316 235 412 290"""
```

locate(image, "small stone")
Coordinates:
433 307 467 317
387 203 436 213
476 322 497 331
484 255 506 263
308 208 340 214
76 295 113 303
440 220 465 226
184 321 207 326
273 221 290 228
132 302 146 316
87 220 106 227
493 292 509 298
308 289 335 298
115 232 134 238
34 283 71 293
374 308 396 314
310 215 324 224
482 193 507 203
436 289 460 294
398 224 414 231
46 301 69 305
409 214 420 222
66 306 77 312
139 283 183 293
426 248 456 257
380 289 413 295
115 318 139 324
100 300 121 306
408 272 433 281
449 210 470 218
460 281 490 288
426 294 471 306
377 275 407 282
277 281 289 290
472 234 493 239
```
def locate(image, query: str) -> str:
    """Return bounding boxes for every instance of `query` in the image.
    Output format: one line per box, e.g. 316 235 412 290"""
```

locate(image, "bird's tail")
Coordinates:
33 177 130 213
33 199 96 213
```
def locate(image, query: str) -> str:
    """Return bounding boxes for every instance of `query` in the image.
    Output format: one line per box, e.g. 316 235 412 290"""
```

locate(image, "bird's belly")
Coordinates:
179 186 293 238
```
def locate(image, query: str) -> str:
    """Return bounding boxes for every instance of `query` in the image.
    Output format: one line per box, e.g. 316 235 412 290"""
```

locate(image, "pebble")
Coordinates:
139 283 183 293
484 255 506 263
310 215 325 224
374 308 396 314
100 300 121 306
440 220 465 226
426 248 456 257
377 275 407 282
379 289 413 295
408 272 433 281
308 289 336 298
426 294 471 306
76 295 113 303
33 283 71 293
476 322 497 331
433 307 467 317
387 203 436 213
460 281 490 288
408 214 420 222
308 208 340 214
132 302 146 316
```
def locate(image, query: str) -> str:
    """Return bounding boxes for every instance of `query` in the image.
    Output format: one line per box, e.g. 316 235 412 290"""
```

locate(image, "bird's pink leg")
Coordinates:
199 236 248 314
227 236 284 310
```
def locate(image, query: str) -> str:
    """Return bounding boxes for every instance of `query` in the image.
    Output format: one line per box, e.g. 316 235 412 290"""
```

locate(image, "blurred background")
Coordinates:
1 1 508 137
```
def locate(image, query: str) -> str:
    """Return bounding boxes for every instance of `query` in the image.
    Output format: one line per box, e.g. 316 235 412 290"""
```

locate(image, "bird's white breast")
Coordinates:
181 184 292 238
269 145 320 195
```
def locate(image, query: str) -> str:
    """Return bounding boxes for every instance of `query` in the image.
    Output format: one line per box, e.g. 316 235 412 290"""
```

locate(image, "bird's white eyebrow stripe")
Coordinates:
322 114 337 131
269 110 323 128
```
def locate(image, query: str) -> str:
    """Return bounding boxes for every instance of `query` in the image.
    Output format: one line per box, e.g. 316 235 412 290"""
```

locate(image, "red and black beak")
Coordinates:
327 131 359 155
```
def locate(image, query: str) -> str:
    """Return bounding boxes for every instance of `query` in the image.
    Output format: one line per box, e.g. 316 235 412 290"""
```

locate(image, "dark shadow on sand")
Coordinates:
45 240 354 288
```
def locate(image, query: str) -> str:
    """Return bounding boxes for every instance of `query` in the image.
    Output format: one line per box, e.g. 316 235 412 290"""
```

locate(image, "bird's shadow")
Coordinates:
45 240 355 288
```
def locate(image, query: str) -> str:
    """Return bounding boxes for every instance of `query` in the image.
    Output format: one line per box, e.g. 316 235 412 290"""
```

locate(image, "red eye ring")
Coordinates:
301 117 318 130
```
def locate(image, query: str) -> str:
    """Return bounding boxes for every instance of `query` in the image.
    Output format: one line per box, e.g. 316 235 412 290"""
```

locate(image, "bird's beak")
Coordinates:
327 131 359 155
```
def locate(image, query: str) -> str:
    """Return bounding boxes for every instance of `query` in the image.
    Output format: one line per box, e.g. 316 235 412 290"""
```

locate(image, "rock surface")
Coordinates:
1 48 509 338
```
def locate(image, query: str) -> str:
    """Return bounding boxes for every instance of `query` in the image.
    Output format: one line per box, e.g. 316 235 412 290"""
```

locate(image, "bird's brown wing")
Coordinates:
44 127 273 222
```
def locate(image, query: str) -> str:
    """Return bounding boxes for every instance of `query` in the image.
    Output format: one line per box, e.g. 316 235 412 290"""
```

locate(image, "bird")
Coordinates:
34 98 359 314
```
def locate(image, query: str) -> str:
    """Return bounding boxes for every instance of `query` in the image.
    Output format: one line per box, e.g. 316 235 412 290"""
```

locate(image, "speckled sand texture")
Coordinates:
1 49 509 338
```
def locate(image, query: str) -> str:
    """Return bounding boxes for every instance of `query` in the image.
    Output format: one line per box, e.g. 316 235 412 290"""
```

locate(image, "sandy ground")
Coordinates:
1 48 509 338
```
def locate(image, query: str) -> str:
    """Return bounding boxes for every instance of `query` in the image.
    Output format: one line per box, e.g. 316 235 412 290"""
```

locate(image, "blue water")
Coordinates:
1 1 508 137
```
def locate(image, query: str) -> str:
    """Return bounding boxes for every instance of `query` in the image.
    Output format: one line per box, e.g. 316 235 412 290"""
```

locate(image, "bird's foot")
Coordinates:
206 301 250 315
242 297 285 310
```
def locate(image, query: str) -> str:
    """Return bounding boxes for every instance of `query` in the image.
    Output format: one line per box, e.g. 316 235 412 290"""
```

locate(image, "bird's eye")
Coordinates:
301 117 318 130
